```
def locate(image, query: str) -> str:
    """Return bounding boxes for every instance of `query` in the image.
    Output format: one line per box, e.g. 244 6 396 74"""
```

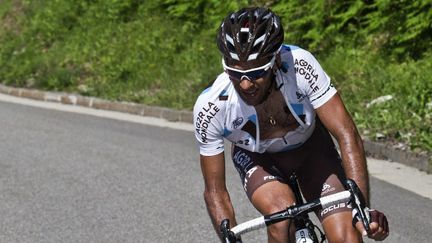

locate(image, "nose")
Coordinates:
239 77 254 90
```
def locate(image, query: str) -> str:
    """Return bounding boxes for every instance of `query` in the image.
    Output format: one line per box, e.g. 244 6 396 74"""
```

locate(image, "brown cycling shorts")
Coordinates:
231 121 352 221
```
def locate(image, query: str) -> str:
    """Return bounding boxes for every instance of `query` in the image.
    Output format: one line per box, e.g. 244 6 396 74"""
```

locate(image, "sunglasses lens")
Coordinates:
226 70 243 81
226 68 269 81
247 69 268 79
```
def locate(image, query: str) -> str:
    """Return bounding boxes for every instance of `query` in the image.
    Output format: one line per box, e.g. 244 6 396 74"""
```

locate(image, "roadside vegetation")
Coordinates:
0 0 430 153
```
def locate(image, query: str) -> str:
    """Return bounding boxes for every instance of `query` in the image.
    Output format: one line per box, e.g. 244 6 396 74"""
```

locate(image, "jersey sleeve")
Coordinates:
193 92 225 156
295 49 337 109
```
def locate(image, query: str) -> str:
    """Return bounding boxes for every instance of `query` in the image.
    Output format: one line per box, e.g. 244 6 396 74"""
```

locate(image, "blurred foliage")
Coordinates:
0 0 430 152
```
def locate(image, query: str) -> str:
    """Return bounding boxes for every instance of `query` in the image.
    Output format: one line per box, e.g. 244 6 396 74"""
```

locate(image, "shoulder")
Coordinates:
194 73 231 115
278 45 323 84
280 45 319 64
281 45 336 109
193 73 233 155
193 73 234 135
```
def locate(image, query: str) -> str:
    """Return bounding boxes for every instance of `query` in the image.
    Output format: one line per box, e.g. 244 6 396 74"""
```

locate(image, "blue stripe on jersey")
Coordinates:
248 114 257 124
200 86 212 95
291 103 304 116
283 44 300 51
223 127 232 137
219 89 228 97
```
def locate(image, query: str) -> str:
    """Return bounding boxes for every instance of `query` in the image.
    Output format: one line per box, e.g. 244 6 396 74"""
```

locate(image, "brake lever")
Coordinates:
345 179 370 232
220 219 236 243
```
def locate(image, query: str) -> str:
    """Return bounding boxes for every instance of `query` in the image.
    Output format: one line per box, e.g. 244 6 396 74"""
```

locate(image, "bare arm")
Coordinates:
200 152 237 241
316 94 370 205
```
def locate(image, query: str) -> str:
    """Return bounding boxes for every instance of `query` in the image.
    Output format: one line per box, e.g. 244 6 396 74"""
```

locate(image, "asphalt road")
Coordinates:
0 100 431 242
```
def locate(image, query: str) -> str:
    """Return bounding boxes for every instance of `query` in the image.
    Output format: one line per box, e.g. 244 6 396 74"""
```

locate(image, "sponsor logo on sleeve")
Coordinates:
195 102 220 143
294 59 319 93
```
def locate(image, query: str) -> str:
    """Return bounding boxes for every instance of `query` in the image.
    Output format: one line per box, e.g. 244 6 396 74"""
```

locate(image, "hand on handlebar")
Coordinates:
353 208 389 241
346 179 389 241
220 219 242 243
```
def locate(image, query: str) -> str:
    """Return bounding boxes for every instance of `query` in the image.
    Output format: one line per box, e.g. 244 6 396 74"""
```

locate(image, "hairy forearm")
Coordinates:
204 190 237 241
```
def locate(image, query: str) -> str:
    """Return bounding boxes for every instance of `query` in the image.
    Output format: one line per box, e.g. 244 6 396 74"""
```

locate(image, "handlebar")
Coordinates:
230 179 370 237
345 179 371 231
231 190 351 236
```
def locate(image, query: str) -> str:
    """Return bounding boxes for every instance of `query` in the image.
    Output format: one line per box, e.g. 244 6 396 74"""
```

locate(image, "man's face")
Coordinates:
223 57 275 106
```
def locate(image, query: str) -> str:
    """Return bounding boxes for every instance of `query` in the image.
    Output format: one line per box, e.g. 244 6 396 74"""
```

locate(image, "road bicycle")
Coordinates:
222 175 370 243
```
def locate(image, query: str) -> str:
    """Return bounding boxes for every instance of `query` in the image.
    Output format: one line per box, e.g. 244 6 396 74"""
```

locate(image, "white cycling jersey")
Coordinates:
194 45 337 156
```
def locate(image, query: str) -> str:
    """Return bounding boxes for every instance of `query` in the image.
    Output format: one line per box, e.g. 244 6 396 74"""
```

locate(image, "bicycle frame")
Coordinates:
288 174 324 242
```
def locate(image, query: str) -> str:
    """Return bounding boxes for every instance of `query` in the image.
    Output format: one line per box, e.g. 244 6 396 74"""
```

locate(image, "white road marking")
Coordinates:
1 93 431 199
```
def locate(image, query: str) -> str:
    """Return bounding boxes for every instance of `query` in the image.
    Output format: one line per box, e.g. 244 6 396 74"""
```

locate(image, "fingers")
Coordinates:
354 221 368 237
367 209 389 241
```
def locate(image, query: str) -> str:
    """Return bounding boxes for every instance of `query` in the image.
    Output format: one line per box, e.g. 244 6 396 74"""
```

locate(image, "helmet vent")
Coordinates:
253 34 266 47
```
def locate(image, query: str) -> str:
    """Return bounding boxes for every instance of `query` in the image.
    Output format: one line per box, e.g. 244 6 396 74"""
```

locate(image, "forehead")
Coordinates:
224 56 272 70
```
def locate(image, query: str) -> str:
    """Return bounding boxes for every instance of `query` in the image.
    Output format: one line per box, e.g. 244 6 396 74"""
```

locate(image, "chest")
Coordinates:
255 90 301 139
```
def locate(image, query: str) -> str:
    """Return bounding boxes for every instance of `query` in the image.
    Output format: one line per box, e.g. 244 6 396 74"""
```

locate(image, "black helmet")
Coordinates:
217 7 284 63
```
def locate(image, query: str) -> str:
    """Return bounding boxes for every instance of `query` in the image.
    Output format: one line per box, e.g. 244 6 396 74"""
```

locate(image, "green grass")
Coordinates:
322 48 431 152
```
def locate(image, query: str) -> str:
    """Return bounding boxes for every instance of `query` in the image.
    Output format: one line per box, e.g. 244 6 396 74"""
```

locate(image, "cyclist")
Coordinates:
193 7 389 243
